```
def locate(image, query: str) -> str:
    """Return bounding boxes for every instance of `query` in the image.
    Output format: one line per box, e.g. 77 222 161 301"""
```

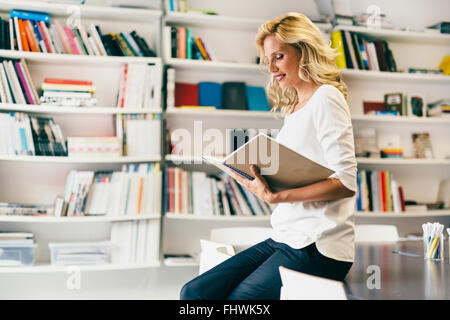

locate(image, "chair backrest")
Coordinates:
210 227 272 252
279 266 348 300
355 224 399 243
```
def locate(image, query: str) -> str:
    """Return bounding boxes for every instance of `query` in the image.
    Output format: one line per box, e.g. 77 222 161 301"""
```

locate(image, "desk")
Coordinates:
346 241 450 300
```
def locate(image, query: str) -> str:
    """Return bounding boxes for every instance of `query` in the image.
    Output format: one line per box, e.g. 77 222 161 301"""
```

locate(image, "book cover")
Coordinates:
177 27 186 59
64 26 80 55
340 30 354 69
374 39 388 71
23 20 39 52
330 30 346 69
246 86 270 111
175 82 198 106
37 21 53 53
14 17 24 51
198 82 221 108
120 32 138 56
55 20 72 54
203 133 335 192
10 10 50 23
14 61 34 105
380 171 386 212
221 82 247 110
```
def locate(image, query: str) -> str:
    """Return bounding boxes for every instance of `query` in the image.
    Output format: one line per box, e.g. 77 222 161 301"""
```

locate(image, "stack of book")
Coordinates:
0 203 51 216
428 99 450 117
331 29 397 72
116 113 161 157
67 136 121 157
165 167 274 217
55 163 162 217
172 77 270 111
165 26 215 61
116 63 160 110
0 112 67 156
40 78 96 107
356 169 406 213
0 58 39 105
110 220 160 264
3 10 155 57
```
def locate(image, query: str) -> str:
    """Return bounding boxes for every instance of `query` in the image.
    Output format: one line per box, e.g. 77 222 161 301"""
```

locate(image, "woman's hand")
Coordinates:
224 164 277 204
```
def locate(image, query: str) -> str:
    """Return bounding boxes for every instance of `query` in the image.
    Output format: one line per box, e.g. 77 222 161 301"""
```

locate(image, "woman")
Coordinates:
180 12 357 300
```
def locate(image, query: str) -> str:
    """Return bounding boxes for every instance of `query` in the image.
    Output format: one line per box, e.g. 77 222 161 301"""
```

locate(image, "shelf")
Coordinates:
165 107 283 119
0 214 161 223
164 259 199 267
165 12 332 32
0 50 162 66
355 210 450 217
356 158 450 166
333 25 450 45
351 114 450 125
0 261 161 274
0 155 162 163
341 68 450 83
165 213 270 221
0 0 162 22
0 104 162 115
166 155 450 167
165 57 263 73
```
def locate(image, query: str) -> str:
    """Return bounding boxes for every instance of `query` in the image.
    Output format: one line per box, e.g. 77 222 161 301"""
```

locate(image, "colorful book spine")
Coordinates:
14 61 35 105
330 30 347 69
64 26 80 54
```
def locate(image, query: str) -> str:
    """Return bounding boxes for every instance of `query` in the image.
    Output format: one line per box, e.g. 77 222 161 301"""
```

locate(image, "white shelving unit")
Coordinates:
0 0 164 285
161 1 450 258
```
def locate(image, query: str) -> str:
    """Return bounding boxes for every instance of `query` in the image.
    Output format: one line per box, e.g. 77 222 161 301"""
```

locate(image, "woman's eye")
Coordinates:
276 55 283 60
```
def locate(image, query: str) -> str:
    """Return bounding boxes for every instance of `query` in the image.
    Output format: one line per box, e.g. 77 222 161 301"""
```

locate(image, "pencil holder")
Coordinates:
423 233 444 261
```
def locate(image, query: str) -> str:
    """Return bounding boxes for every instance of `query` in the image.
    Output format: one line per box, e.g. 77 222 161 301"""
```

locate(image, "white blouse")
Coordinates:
270 84 357 262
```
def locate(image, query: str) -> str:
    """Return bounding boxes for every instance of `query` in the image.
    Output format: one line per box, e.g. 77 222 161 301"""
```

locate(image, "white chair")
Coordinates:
279 266 348 300
198 227 272 275
355 224 399 243
198 239 235 275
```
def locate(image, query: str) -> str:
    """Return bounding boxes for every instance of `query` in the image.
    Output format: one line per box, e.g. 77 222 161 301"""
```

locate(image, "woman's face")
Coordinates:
263 34 301 89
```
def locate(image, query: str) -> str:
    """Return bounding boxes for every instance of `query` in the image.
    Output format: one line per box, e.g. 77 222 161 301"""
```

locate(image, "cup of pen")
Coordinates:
422 222 444 261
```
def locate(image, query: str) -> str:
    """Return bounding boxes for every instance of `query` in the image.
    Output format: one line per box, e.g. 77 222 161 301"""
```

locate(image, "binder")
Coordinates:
203 133 334 192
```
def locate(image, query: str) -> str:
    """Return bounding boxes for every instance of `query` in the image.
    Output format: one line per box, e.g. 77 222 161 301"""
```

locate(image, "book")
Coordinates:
221 82 247 110
202 133 335 192
246 86 270 111
198 81 221 108
330 30 347 69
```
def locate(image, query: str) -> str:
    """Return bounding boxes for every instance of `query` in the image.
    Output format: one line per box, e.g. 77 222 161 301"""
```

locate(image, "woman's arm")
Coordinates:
270 177 355 204
224 164 354 205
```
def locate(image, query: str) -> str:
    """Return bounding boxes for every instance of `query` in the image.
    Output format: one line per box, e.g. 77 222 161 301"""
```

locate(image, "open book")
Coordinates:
202 133 334 192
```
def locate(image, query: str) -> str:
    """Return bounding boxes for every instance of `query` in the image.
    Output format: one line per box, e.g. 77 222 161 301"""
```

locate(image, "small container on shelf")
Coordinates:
0 243 37 267
48 241 111 266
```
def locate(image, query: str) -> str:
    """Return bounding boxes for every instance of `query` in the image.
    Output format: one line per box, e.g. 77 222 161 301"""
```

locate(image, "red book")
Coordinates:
363 101 385 114
175 82 198 106
380 171 387 212
398 186 406 212
64 26 80 55
44 78 93 86
38 21 52 53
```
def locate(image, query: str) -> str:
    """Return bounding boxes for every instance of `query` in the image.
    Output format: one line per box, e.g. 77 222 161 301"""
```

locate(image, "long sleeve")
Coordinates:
312 86 357 193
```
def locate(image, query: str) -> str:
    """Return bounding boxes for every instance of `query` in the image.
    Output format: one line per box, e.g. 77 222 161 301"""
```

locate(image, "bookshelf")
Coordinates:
160 0 450 260
0 0 165 287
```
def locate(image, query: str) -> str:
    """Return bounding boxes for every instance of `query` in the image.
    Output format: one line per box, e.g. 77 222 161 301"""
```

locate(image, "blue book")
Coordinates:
198 82 221 108
246 86 270 111
10 10 50 23
356 171 362 211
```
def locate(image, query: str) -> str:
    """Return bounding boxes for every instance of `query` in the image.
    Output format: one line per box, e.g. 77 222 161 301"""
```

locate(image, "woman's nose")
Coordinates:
268 61 278 73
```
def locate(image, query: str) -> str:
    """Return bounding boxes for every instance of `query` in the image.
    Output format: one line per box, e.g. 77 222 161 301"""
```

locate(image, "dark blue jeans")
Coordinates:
180 238 353 300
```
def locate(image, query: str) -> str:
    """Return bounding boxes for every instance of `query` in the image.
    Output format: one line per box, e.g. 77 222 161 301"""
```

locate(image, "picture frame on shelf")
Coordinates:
407 94 427 117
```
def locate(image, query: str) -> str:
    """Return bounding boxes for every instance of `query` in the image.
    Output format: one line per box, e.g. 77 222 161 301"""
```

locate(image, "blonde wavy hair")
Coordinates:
255 12 348 114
